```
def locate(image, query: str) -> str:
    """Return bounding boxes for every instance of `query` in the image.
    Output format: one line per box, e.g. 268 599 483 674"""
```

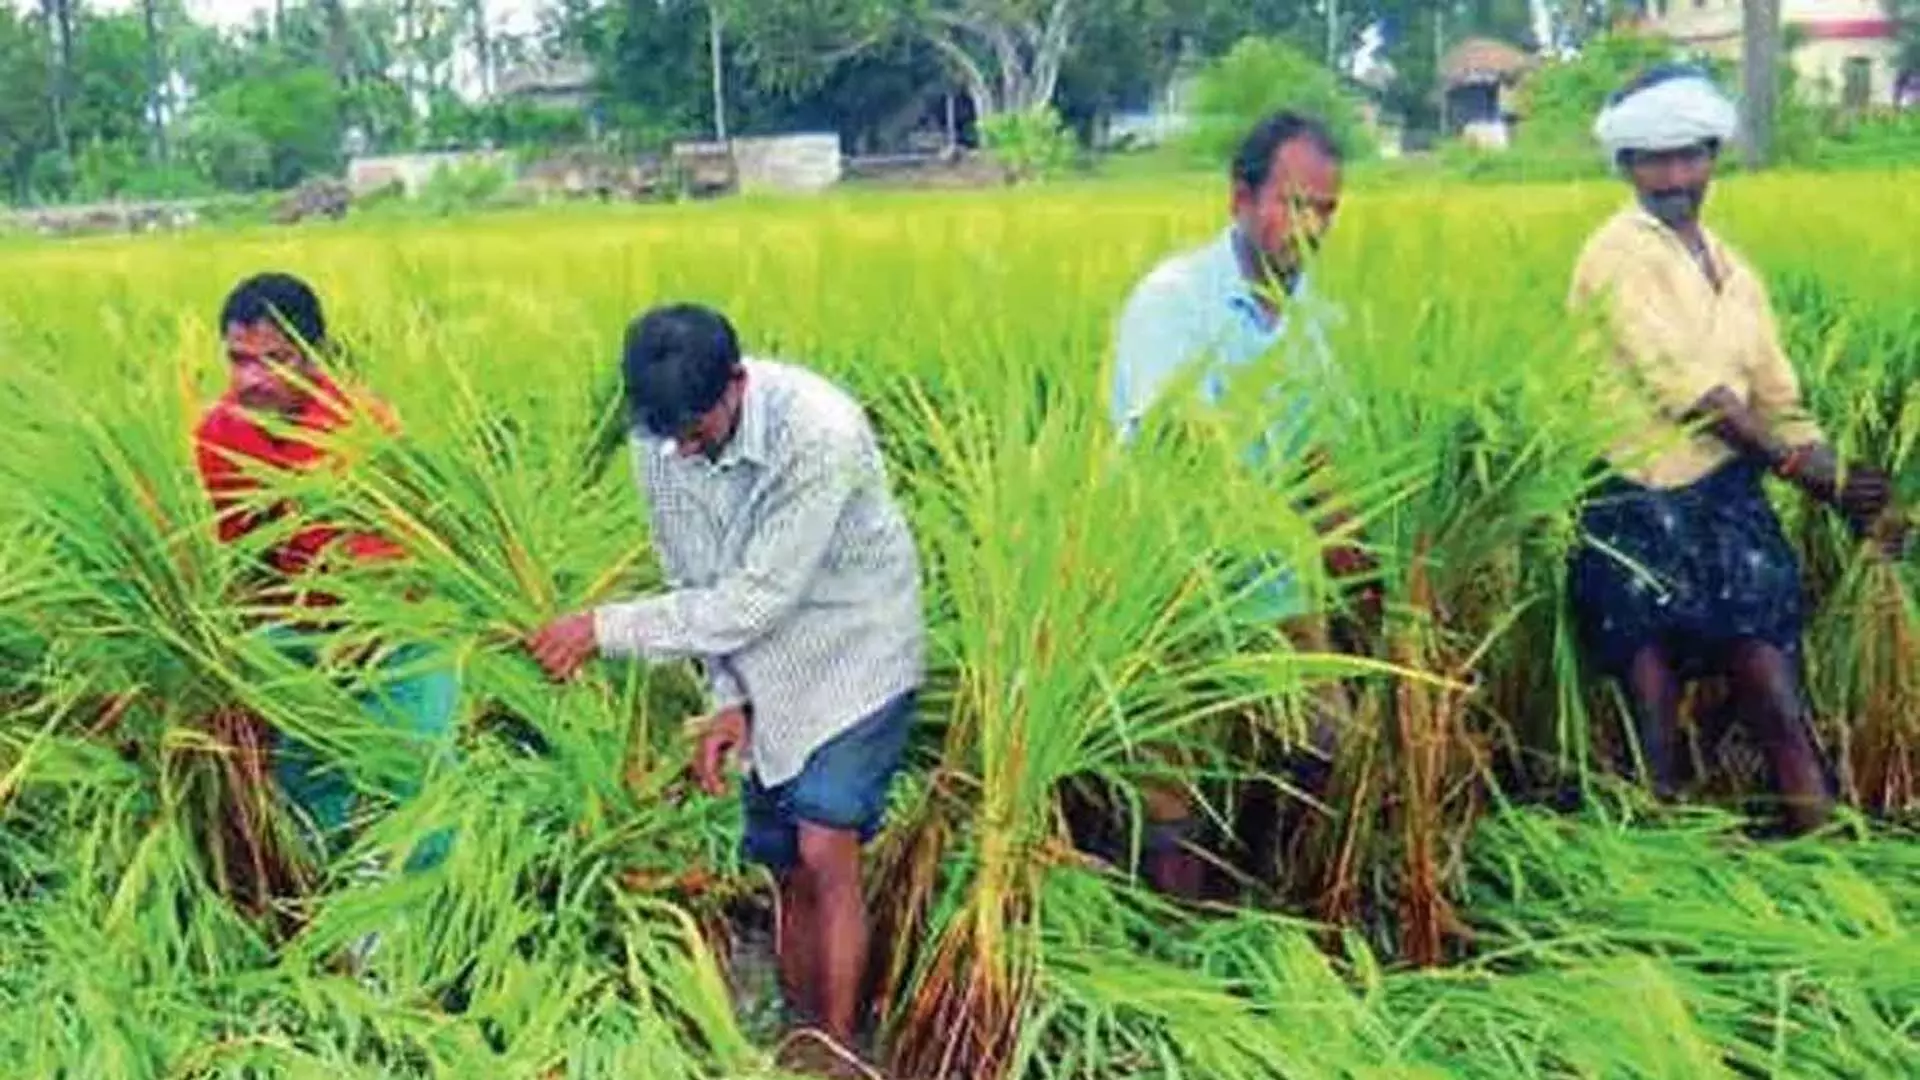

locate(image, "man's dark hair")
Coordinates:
220 272 327 348
622 303 742 437
1231 110 1343 192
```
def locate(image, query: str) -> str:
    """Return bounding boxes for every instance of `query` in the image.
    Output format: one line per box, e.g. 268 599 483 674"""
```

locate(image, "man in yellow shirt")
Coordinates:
1568 65 1899 833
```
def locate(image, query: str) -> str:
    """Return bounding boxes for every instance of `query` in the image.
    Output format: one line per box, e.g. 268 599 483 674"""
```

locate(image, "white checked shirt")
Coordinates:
593 359 925 788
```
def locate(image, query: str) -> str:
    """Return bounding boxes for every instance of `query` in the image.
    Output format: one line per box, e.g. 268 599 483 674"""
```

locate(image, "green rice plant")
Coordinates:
0 171 1914 1078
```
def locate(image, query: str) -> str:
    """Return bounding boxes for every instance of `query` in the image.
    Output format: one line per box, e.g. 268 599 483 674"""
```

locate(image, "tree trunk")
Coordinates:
1740 0 1780 168
143 0 168 164
923 0 1075 120
322 0 354 88
43 0 71 161
709 1 728 142
469 0 493 100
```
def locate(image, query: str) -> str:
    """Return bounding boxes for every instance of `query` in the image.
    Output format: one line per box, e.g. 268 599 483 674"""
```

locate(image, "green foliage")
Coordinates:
179 107 275 192
5 165 1918 1078
1517 30 1692 153
201 63 345 191
416 159 517 217
1811 109 1920 169
0 6 52 201
979 106 1078 183
68 139 216 202
1896 0 1920 75
1184 36 1377 166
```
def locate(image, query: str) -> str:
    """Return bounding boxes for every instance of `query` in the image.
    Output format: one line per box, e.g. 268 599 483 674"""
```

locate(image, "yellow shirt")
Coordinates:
1569 205 1824 490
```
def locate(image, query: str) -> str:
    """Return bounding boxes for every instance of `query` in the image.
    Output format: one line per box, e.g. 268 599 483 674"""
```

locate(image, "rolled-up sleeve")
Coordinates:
593 431 858 663
1572 239 1722 420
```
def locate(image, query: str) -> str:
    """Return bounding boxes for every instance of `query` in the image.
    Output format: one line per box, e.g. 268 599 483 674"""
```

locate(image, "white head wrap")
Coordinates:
1593 70 1739 165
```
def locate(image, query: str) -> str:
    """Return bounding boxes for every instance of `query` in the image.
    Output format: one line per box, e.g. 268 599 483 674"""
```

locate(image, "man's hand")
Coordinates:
1838 466 1894 526
528 612 598 682
1781 447 1893 524
1323 542 1375 581
694 706 750 797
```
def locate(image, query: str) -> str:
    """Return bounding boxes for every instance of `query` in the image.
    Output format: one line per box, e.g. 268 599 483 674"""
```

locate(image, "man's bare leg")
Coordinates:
795 822 869 1046
1725 640 1832 834
776 868 820 1025
1624 645 1683 800
1140 780 1206 899
1280 613 1351 794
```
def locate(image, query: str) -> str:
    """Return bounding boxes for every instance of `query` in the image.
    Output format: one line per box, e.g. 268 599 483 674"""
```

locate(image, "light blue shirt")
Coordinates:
1111 226 1335 461
1110 226 1340 621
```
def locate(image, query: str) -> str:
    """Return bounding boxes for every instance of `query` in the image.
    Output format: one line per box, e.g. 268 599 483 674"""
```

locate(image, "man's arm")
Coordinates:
645 470 750 709
1693 296 1890 526
1583 247 1892 528
195 425 281 545
703 659 749 711
1111 279 1193 445
594 431 862 662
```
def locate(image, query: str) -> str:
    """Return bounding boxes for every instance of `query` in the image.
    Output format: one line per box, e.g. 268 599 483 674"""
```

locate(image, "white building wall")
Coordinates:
1640 0 1906 107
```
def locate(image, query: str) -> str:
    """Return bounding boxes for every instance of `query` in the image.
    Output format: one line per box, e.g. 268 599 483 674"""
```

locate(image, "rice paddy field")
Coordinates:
1 169 1918 1079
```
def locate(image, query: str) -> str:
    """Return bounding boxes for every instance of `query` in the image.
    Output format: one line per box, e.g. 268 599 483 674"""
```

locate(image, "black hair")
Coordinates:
621 303 742 437
220 272 327 349
1230 110 1343 192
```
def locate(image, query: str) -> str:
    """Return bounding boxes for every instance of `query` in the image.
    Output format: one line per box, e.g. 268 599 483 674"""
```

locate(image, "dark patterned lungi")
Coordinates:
1569 459 1804 680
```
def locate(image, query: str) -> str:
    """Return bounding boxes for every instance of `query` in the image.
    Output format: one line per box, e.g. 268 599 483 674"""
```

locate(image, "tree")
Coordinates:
42 0 74 161
1890 0 1917 94
1515 28 1685 151
182 60 344 189
1053 0 1331 144
725 0 1081 119
142 0 168 162
1184 36 1376 161
0 4 53 198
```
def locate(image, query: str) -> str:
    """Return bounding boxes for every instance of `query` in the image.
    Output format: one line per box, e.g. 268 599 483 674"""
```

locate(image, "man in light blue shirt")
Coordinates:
1112 112 1342 458
1108 110 1368 899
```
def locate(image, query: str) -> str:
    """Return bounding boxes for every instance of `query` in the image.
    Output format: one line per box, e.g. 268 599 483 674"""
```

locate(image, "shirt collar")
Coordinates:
718 365 769 468
1622 203 1734 280
652 361 769 469
1214 226 1310 333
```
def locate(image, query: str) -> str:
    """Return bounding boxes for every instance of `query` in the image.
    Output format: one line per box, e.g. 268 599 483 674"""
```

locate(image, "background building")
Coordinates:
1639 0 1907 109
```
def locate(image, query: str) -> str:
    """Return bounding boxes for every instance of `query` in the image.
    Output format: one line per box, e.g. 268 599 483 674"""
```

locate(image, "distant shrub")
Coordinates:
1183 37 1376 166
418 160 516 216
980 107 1079 184
1517 32 1691 157
1809 109 1920 169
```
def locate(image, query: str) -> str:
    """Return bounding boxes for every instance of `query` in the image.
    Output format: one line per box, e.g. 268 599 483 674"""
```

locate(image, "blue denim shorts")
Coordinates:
741 691 916 872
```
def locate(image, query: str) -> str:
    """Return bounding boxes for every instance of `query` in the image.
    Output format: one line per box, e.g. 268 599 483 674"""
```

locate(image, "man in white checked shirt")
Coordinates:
528 303 923 1056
